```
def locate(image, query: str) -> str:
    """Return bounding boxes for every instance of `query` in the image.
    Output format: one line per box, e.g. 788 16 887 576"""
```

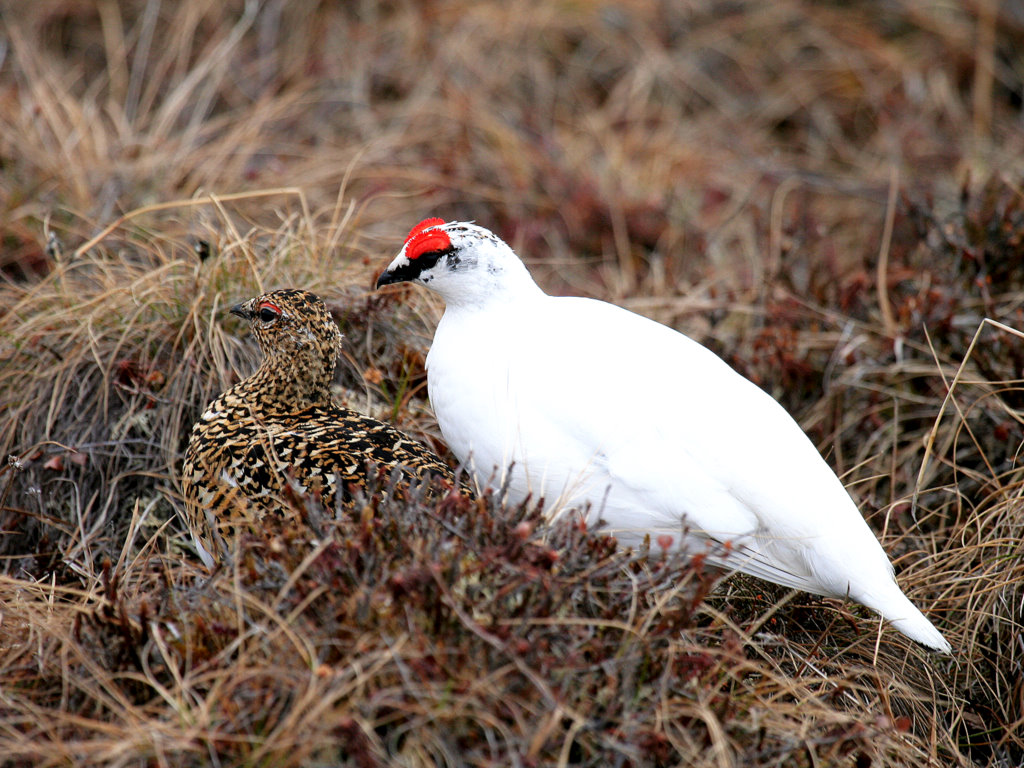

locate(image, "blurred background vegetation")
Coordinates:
1 1 1022 766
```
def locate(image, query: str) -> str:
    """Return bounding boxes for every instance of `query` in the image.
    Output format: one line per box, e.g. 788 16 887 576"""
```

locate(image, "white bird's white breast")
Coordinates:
426 297 606 510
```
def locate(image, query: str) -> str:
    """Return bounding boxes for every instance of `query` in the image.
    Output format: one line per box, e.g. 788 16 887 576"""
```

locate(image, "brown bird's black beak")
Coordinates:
230 302 252 320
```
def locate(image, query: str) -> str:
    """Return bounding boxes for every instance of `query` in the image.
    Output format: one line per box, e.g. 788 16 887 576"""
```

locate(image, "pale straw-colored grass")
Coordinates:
1 0 1022 764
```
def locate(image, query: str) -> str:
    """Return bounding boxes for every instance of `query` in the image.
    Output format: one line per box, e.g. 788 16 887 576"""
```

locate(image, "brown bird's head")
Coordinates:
230 289 342 405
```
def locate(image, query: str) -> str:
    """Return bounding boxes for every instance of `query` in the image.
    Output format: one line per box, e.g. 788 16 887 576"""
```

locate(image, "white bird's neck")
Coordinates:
438 240 546 312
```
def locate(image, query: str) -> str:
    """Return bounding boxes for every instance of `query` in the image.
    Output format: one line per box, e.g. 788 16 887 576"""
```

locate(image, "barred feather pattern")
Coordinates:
182 289 459 566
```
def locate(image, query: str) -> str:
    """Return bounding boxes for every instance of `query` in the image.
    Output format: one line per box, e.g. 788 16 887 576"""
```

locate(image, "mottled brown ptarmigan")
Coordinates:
182 288 461 568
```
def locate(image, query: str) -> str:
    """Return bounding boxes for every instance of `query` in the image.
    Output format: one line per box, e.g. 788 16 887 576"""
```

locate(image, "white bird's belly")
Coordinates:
427 359 596 510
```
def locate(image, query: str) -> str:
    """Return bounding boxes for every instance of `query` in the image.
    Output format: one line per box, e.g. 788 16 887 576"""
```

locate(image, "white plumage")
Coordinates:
376 218 950 652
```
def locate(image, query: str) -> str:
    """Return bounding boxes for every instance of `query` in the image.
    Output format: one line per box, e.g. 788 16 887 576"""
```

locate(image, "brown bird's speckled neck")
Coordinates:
228 288 340 411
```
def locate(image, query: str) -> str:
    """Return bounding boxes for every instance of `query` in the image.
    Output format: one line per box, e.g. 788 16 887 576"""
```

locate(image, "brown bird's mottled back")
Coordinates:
181 289 461 567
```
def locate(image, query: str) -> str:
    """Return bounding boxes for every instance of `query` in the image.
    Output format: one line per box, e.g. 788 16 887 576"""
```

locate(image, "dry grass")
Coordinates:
1 0 1023 765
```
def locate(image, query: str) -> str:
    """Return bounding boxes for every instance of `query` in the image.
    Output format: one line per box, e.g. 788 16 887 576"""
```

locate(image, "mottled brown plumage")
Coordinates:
182 288 460 567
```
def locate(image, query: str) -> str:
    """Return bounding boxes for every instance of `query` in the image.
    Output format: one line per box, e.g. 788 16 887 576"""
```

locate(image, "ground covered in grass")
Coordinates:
1 1 1023 766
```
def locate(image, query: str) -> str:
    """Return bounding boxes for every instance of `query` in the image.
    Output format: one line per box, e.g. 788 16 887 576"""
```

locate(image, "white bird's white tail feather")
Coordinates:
888 613 951 653
709 542 951 652
860 585 952 653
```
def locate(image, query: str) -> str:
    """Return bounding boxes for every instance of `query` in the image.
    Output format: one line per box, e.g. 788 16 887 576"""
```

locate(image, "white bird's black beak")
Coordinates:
375 267 407 289
376 247 450 288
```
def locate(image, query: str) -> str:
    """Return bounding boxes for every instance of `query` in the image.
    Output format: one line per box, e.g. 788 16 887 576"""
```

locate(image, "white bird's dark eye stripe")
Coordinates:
377 247 453 287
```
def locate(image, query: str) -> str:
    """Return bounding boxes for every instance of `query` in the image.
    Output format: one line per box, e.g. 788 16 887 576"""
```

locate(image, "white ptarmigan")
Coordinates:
376 218 951 653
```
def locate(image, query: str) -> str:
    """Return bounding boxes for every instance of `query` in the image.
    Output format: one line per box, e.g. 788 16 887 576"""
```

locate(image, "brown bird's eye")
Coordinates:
257 301 281 323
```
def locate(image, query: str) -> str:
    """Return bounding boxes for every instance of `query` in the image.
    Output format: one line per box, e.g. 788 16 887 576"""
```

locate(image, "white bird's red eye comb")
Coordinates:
404 218 451 261
405 217 446 243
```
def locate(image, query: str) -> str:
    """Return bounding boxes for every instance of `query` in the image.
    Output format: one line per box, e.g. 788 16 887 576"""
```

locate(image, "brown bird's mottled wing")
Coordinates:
183 397 460 566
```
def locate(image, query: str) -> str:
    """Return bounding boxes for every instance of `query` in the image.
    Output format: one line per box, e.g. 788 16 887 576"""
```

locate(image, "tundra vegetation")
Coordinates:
1 2 1022 766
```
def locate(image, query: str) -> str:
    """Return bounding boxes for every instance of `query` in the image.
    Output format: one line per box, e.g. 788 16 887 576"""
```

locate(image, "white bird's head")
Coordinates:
376 218 541 308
